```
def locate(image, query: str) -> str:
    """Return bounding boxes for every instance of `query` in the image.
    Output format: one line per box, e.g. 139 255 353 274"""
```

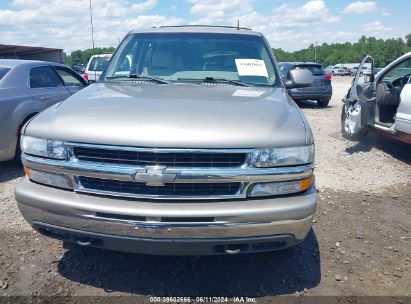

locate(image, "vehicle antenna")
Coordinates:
89 0 95 51
89 0 97 82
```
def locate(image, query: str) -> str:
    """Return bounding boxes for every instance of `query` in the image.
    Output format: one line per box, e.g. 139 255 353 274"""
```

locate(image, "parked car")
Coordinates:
350 66 359 76
362 67 372 76
351 66 370 76
83 54 112 82
72 64 86 74
0 59 87 162
15 25 317 256
341 53 411 144
324 65 333 75
332 66 349 76
279 62 332 107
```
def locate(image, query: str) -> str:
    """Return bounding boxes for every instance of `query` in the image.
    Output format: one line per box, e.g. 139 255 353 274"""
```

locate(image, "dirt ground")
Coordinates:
0 76 410 303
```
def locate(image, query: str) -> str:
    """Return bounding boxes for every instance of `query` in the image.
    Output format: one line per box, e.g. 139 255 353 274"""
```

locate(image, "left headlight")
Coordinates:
251 145 314 167
21 136 66 159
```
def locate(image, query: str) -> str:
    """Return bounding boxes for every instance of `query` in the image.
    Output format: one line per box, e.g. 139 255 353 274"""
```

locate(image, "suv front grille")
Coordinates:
73 147 247 168
78 177 241 197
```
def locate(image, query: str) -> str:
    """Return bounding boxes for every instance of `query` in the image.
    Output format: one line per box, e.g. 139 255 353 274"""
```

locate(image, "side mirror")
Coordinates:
284 69 313 89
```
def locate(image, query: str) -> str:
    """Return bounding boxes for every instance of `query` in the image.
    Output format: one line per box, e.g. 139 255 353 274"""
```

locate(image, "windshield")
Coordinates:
295 64 324 76
88 57 110 72
383 61 411 82
0 67 11 82
102 32 279 86
279 64 324 77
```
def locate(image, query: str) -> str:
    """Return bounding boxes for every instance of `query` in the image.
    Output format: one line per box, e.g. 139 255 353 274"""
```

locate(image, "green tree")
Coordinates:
273 34 411 68
406 33 411 47
64 47 116 67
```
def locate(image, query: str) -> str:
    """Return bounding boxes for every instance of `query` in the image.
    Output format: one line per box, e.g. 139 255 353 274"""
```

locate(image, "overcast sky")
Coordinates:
0 0 408 53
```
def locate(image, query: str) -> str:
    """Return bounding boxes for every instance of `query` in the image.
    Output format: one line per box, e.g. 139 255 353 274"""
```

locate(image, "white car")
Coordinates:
332 67 349 76
83 54 112 82
351 66 372 76
324 66 333 75
342 53 411 144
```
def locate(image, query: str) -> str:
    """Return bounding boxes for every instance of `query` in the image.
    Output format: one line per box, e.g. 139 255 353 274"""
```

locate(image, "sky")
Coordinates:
0 0 409 53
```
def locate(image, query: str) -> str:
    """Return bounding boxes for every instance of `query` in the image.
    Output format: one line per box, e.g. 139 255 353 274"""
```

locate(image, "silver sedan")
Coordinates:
0 60 87 161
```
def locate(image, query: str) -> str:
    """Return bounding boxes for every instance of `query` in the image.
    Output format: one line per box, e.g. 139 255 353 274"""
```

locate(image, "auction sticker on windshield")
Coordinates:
235 59 268 77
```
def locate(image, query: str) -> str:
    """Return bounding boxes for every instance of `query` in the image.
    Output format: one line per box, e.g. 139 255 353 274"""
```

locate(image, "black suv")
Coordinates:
279 62 332 107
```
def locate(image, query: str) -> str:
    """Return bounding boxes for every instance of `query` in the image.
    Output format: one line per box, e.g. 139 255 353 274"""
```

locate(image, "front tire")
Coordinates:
14 134 22 163
317 99 330 107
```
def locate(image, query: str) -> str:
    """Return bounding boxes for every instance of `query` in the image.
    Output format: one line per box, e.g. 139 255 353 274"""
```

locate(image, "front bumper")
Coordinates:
15 178 317 255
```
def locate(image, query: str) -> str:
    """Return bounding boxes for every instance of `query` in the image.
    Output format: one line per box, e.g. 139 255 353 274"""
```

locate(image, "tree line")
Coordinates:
274 34 411 68
63 34 411 69
64 47 115 67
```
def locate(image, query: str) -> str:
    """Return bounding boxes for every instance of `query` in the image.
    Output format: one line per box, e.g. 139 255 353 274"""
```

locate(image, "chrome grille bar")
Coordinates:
22 143 314 200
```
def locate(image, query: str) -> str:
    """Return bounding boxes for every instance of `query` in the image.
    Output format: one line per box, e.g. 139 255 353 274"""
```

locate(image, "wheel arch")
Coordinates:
14 112 39 160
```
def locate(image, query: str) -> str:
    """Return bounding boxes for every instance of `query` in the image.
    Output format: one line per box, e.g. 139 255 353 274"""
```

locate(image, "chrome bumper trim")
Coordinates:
15 177 317 240
73 186 246 200
66 142 255 154
19 203 314 240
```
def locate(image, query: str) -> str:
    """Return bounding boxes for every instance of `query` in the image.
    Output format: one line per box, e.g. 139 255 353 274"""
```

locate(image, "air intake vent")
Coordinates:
73 147 247 168
78 177 241 197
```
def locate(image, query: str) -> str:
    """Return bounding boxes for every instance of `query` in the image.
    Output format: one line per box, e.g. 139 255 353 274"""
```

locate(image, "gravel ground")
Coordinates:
0 76 410 302
305 77 411 193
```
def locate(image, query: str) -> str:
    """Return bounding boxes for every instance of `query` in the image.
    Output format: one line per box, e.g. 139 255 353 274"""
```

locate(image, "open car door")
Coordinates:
394 60 411 136
341 55 376 139
396 79 411 134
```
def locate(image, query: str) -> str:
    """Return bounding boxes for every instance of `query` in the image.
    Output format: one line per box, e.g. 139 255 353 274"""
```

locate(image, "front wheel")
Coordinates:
341 105 367 140
14 133 22 163
317 99 330 107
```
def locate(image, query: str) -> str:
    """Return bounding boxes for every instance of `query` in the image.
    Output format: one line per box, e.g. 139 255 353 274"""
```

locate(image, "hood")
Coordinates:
25 82 310 148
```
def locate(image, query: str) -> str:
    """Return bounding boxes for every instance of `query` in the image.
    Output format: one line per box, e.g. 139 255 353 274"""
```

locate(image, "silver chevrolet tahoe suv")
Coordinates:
15 26 316 255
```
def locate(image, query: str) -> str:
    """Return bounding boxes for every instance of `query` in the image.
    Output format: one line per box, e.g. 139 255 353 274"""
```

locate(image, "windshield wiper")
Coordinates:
106 74 170 84
177 76 250 87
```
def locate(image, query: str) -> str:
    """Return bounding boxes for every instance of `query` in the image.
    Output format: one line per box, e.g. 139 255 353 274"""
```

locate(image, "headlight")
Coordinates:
251 145 314 167
24 167 72 189
21 136 66 159
249 176 313 197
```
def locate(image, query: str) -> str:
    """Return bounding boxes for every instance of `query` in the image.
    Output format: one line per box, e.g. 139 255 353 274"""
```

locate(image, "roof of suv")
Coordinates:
130 25 262 37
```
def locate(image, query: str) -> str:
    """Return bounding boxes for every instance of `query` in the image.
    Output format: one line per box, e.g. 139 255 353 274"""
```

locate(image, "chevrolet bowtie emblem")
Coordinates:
134 166 177 186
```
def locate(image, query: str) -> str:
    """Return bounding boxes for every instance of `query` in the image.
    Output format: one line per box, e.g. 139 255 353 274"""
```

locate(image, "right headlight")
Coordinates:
23 168 72 189
251 145 314 167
